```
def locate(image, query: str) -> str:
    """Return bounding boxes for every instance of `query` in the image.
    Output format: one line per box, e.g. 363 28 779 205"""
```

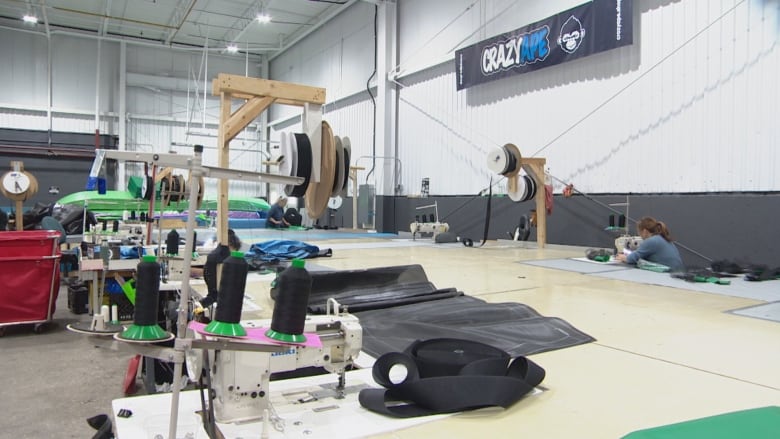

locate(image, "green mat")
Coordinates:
622 406 780 439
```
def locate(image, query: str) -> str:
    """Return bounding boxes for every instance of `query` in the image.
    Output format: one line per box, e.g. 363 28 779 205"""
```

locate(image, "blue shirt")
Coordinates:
267 203 285 227
626 235 684 271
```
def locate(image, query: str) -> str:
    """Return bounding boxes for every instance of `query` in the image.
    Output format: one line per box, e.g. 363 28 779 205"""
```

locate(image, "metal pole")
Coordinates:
168 144 203 439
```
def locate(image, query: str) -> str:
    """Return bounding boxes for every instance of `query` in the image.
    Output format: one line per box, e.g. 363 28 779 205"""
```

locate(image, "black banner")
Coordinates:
455 0 633 91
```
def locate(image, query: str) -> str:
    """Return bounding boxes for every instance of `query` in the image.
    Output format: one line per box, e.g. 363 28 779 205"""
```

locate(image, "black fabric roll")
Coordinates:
214 253 249 324
134 258 160 326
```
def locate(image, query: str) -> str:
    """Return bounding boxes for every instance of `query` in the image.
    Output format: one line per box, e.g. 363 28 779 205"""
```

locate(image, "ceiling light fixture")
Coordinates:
22 14 38 23
256 9 271 23
226 44 239 53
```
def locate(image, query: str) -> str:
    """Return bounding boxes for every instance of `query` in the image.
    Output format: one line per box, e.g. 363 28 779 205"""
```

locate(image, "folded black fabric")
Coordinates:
355 295 595 359
307 264 452 313
359 338 545 418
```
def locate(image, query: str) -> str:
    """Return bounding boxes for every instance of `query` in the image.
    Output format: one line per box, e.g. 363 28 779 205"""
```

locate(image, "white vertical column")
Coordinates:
376 1 398 196
118 41 126 190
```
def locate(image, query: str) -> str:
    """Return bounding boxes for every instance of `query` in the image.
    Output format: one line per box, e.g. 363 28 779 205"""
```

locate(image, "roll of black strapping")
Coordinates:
213 251 249 325
359 338 546 418
134 255 161 326
166 229 179 256
268 258 312 341
290 133 313 197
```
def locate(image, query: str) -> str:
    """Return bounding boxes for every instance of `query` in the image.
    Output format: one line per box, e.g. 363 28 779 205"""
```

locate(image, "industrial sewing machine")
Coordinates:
615 235 643 254
191 303 363 424
410 201 449 240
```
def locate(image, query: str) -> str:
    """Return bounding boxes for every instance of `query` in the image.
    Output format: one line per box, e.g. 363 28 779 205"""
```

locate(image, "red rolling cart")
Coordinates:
0 231 62 335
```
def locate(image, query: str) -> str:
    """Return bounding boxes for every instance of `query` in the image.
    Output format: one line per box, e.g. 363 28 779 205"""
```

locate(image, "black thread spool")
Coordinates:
134 255 161 327
118 255 169 340
204 251 249 337
101 219 108 231
618 215 626 228
267 258 312 343
130 210 137 220
112 220 119 233
609 215 616 227
166 229 179 255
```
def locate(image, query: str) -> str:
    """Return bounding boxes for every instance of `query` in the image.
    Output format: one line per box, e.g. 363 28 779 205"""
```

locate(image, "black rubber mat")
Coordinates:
306 264 595 358
355 295 595 358
307 264 462 313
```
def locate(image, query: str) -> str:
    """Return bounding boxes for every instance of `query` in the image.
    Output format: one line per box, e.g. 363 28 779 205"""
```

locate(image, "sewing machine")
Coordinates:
615 235 643 254
196 307 362 424
410 221 450 240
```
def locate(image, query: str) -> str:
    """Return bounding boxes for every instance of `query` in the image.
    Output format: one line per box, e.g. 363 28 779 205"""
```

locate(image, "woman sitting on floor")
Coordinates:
616 216 684 272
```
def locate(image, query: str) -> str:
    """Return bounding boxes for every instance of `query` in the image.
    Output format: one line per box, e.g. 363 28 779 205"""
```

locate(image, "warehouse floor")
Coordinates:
1 236 778 438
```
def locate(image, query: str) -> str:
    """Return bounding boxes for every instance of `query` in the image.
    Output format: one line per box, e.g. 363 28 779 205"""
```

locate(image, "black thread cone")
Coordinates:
205 252 248 337
267 259 312 342
120 255 168 340
166 229 179 255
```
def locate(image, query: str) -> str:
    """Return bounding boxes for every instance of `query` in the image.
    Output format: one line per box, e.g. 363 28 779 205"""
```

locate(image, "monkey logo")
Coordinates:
557 15 585 54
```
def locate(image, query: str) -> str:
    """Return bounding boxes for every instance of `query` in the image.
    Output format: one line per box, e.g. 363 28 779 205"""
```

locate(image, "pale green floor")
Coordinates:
1 237 779 438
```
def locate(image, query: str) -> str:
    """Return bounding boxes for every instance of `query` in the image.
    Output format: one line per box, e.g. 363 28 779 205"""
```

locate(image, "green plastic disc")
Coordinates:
204 320 247 337
119 324 169 341
265 329 307 343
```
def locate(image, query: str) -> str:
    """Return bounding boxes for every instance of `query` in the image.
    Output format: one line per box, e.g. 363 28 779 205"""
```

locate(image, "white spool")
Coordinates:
486 147 509 174
507 174 528 202
101 305 110 323
111 304 119 323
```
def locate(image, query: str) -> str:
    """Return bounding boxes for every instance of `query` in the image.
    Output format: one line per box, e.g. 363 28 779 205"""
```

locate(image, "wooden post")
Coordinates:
15 200 23 231
521 157 547 248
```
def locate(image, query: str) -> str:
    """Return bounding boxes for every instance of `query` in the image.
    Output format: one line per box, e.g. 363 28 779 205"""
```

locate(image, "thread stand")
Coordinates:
74 145 302 439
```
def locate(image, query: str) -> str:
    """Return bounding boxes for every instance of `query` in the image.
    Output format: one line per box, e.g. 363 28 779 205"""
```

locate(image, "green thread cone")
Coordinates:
265 329 307 343
120 324 169 341
204 320 246 337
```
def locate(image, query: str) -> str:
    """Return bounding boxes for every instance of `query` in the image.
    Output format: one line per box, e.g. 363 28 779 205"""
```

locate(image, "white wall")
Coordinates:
269 0 780 196
5 0 779 199
394 0 780 195
0 28 265 199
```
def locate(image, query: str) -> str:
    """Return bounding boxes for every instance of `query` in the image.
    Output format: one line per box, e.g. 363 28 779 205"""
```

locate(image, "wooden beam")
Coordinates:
230 92 306 107
216 92 232 244
224 96 275 142
212 74 325 105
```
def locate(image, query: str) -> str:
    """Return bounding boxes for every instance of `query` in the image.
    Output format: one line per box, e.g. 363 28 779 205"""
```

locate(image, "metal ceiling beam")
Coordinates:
164 0 197 45
268 0 358 61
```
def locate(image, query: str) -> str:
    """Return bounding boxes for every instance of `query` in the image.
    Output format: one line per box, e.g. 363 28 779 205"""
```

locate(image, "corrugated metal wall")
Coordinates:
394 0 780 195
3 0 778 200
0 28 264 199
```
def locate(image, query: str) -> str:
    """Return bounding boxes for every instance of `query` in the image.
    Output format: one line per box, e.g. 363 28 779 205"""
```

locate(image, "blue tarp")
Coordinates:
246 240 321 262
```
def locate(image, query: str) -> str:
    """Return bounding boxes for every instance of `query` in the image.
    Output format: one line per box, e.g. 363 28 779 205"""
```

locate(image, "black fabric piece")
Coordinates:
478 176 493 247
710 260 746 274
434 231 457 243
201 244 231 308
517 214 531 241
306 264 458 313
86 414 114 439
354 295 595 359
284 208 303 226
358 338 545 418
